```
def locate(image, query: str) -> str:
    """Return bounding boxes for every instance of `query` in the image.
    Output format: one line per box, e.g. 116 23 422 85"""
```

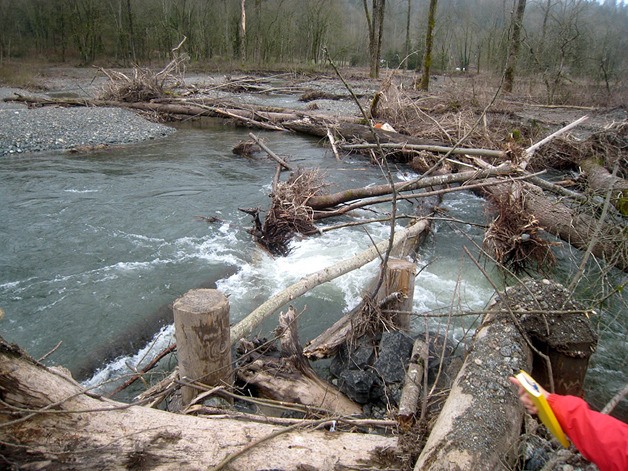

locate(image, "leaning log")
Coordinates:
413 294 531 470
0 337 398 470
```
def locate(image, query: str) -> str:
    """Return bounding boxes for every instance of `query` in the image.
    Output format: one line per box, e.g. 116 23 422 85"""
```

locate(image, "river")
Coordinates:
0 118 624 418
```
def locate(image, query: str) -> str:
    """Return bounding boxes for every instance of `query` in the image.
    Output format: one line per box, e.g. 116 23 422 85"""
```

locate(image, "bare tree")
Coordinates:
362 0 386 78
417 0 438 90
503 0 527 93
240 0 247 61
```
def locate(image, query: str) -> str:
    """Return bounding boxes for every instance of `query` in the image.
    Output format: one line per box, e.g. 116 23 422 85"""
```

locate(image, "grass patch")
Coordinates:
0 61 47 90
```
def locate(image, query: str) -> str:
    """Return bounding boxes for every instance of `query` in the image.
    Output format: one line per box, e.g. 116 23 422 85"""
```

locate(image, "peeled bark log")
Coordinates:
397 339 429 429
306 163 515 210
0 337 398 470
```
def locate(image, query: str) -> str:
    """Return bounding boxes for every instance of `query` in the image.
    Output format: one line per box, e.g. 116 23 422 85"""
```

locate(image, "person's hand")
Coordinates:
509 376 548 415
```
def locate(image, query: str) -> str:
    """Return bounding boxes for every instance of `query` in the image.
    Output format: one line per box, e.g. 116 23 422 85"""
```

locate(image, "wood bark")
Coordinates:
414 279 596 470
306 162 515 210
413 298 532 469
236 307 362 416
397 339 429 429
503 0 527 93
0 337 398 470
418 0 438 91
375 258 416 331
580 158 628 215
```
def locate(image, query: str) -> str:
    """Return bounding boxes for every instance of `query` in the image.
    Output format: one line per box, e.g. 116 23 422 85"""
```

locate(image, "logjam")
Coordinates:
230 218 430 344
0 337 398 470
236 306 362 416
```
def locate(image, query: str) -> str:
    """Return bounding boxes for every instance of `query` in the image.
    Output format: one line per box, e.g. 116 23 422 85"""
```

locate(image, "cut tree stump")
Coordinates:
173 289 232 405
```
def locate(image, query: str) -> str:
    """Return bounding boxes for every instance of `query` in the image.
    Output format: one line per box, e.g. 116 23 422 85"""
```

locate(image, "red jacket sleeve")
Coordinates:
548 394 628 471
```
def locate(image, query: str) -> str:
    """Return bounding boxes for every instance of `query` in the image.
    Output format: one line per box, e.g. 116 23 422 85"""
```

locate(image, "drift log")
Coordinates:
306 163 515 210
414 279 597 470
397 339 429 430
173 289 232 405
0 337 398 470
413 295 531 470
236 307 361 416
580 158 628 215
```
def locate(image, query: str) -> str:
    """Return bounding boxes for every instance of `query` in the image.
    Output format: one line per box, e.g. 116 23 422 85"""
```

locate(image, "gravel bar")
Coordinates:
0 101 175 156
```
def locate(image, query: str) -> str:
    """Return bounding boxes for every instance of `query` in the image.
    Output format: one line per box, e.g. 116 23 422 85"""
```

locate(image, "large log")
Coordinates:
413 279 597 470
306 163 516 210
0 337 398 470
580 158 628 215
413 296 531 470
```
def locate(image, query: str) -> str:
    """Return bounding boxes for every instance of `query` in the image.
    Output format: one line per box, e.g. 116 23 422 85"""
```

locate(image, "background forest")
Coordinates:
1 1 626 99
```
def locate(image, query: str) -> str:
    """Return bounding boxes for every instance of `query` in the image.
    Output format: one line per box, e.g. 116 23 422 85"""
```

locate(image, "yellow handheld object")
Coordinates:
516 370 570 448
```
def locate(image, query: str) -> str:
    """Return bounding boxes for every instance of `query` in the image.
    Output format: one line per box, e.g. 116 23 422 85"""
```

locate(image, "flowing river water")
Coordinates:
1 118 625 418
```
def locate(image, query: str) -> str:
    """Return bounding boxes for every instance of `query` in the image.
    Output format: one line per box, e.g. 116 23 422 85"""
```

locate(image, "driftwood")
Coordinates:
236 306 362 416
413 298 531 469
580 158 628 215
397 339 429 429
306 162 516 210
340 142 507 159
0 337 398 470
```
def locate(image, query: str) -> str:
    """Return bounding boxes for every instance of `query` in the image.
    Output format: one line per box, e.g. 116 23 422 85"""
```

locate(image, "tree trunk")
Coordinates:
0 337 398 470
579 158 628 215
239 0 247 61
413 297 530 469
503 0 527 93
306 163 515 210
363 0 386 78
417 0 438 91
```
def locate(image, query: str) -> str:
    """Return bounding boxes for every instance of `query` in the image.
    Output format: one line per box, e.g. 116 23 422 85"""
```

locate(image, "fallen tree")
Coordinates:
0 337 399 470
